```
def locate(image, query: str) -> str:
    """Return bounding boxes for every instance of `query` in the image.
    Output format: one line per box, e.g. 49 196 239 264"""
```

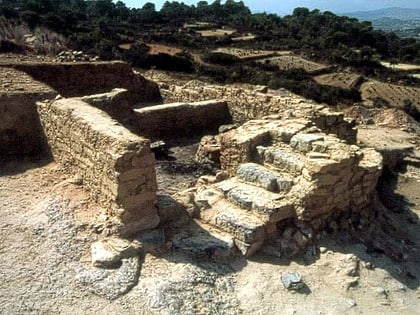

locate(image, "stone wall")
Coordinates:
176 116 382 256
218 118 382 220
37 98 159 235
162 82 357 143
10 61 161 104
133 100 231 140
0 68 57 160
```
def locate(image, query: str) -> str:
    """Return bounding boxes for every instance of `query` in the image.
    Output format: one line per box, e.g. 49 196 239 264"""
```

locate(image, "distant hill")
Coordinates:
372 17 420 31
343 8 420 40
344 7 420 21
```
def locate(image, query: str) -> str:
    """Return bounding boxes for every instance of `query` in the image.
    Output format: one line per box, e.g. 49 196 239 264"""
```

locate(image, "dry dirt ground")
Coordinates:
1 132 420 314
314 73 363 90
213 48 275 60
259 56 330 73
360 81 420 109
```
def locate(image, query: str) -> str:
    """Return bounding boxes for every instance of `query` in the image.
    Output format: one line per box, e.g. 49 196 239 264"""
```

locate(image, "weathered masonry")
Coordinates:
161 80 357 144
0 67 56 158
133 100 231 139
37 99 159 235
176 118 382 256
1 60 386 258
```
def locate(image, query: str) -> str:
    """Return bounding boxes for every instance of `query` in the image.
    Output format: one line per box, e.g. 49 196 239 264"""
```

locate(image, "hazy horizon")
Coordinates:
121 0 420 15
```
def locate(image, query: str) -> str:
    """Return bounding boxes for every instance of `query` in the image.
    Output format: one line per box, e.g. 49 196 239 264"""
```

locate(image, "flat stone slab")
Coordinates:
257 145 305 175
236 163 294 193
168 220 237 262
212 201 266 243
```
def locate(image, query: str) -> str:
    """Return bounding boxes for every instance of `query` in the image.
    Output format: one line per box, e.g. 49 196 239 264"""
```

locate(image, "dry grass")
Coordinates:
213 47 275 60
197 29 236 37
314 72 363 90
118 43 132 50
361 80 420 109
260 55 330 73
147 44 182 56
118 43 182 56
232 34 256 42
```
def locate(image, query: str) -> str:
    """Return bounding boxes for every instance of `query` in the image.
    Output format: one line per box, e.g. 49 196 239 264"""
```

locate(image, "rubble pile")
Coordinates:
55 50 97 62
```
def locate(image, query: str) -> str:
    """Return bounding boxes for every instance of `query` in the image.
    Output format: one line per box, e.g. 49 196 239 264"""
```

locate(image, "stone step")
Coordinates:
215 179 294 223
236 162 294 193
199 199 266 244
167 219 238 262
256 145 305 176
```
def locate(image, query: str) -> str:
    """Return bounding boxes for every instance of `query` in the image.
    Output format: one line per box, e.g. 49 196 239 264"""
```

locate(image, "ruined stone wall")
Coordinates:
218 119 382 220
133 100 231 140
11 61 161 104
0 68 57 159
37 99 159 235
162 84 356 143
176 116 382 257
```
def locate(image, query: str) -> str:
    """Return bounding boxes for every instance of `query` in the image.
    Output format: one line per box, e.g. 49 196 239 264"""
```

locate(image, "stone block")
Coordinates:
258 146 305 175
214 207 266 243
290 133 324 153
236 163 293 193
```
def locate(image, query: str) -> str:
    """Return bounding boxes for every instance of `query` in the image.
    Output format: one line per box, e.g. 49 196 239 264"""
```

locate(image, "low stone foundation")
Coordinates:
0 67 57 159
133 100 231 140
37 98 159 235
3 61 162 104
162 81 357 143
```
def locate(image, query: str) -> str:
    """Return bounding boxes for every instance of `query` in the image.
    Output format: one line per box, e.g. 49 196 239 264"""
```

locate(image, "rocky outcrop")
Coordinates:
37 98 159 235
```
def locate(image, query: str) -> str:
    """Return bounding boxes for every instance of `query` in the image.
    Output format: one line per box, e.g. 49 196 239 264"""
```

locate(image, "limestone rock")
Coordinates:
91 237 142 268
281 272 304 291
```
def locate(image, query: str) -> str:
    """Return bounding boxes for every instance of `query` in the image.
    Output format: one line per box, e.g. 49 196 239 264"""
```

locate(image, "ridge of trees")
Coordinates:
1 0 419 64
1 0 419 106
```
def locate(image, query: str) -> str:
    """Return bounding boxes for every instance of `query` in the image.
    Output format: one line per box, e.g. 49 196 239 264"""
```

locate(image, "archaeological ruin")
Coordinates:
2 59 404 260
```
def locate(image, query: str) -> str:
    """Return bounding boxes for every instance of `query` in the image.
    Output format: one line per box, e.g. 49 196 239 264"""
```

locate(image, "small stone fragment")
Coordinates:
69 175 83 185
91 237 142 268
281 272 304 291
346 277 359 290
375 287 388 297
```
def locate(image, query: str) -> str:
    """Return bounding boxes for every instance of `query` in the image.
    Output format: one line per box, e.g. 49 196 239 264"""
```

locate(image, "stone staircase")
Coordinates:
172 117 383 259
186 143 304 257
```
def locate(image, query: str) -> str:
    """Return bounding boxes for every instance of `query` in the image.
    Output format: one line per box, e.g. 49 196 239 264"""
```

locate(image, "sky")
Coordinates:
121 0 420 15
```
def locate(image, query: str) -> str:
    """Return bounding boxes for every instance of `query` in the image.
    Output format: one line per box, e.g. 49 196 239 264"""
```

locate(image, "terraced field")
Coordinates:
197 29 236 37
147 44 182 56
314 72 363 90
361 80 420 109
260 55 330 73
213 48 276 60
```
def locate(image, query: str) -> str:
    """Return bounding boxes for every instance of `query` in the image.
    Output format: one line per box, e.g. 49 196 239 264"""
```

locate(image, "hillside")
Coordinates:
1 1 420 314
344 7 420 21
